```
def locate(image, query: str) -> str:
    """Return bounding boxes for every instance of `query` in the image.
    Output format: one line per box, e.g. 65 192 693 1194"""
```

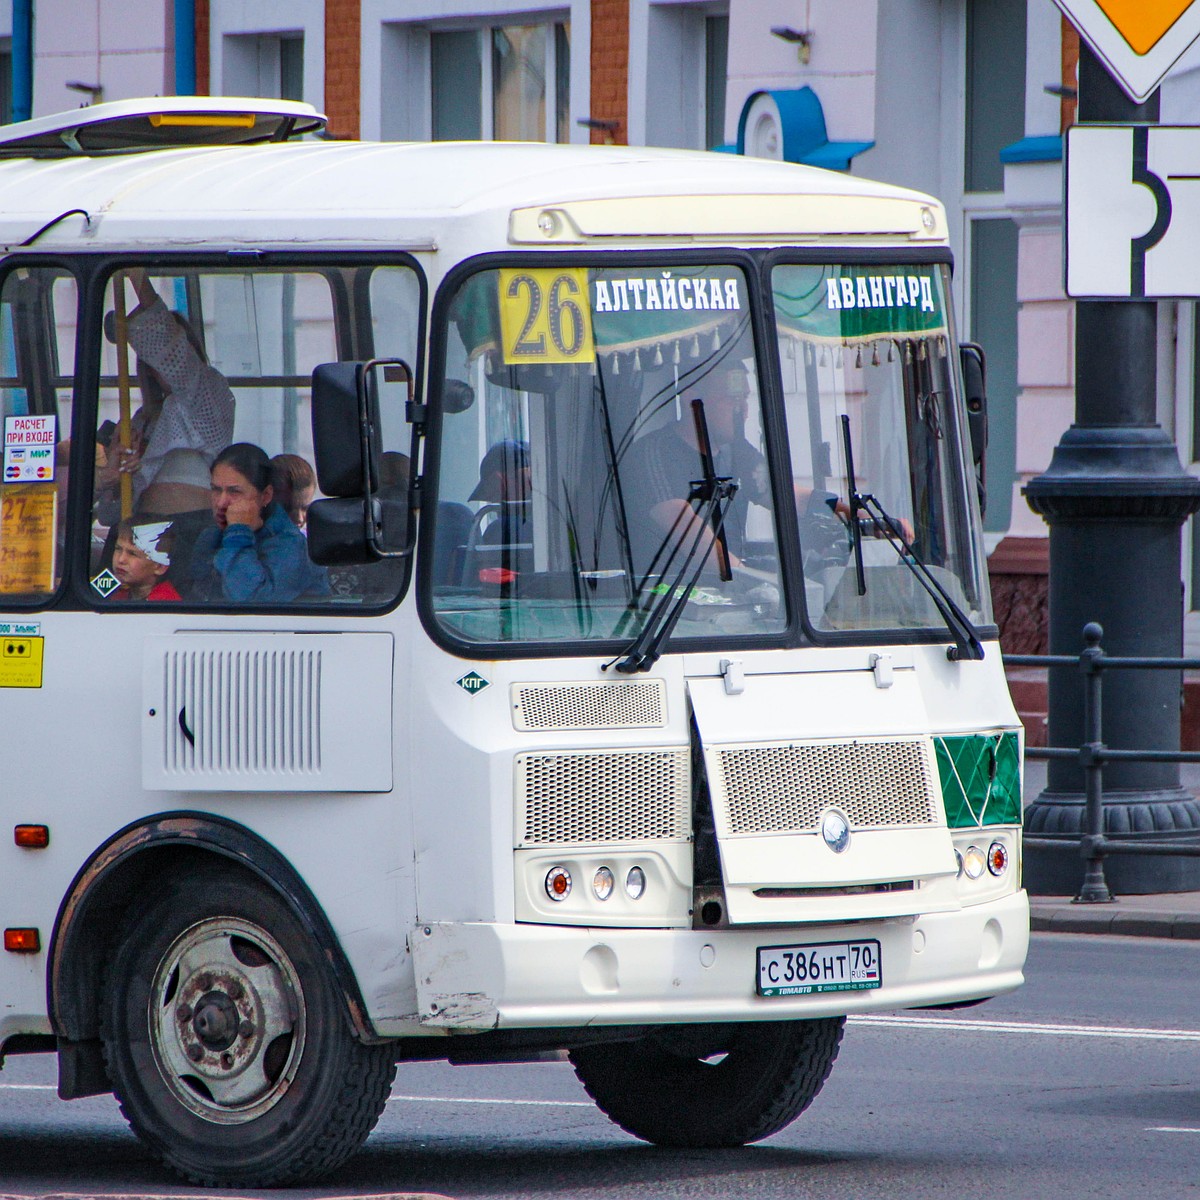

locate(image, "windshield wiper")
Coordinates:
839 414 984 662
606 400 738 674
840 414 868 597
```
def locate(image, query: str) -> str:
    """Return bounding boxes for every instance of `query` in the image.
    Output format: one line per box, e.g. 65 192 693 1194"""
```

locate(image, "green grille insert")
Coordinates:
935 732 1021 828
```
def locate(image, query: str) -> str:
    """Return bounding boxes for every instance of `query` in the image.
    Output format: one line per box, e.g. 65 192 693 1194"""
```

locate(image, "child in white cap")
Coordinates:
110 517 181 601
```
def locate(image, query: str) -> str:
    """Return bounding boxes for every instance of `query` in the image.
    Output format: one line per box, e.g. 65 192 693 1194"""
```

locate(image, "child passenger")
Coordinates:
270 453 317 530
110 517 181 601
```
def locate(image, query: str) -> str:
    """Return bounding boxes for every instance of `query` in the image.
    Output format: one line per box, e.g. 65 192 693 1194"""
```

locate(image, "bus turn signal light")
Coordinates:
4 928 40 953
14 825 49 848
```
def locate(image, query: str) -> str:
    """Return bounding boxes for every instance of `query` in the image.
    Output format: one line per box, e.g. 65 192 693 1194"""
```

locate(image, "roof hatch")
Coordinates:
0 96 327 158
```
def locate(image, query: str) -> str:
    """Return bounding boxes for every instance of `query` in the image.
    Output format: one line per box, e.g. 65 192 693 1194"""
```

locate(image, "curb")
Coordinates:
1030 904 1200 940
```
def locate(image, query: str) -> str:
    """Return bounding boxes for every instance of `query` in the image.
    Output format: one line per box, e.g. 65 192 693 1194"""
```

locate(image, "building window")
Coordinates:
223 32 305 102
705 14 728 150
431 31 482 140
0 40 11 127
633 2 729 151
430 20 570 143
279 35 304 102
964 0 1027 193
970 217 1020 532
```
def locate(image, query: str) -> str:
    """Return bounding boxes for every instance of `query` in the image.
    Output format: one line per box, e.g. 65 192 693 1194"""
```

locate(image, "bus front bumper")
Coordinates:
405 889 1029 1031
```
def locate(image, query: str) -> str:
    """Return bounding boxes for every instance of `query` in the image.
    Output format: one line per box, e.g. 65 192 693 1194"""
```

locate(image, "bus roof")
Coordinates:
0 135 949 254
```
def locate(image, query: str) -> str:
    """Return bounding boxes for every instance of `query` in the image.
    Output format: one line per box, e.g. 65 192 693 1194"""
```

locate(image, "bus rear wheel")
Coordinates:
100 865 395 1187
569 1017 845 1147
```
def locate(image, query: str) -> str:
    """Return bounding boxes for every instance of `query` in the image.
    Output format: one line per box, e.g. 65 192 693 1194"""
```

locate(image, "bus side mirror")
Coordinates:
310 361 380 497
308 359 415 566
959 342 987 516
959 343 987 467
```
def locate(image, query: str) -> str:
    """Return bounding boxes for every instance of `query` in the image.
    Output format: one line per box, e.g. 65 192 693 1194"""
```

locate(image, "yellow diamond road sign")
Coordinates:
1055 0 1200 102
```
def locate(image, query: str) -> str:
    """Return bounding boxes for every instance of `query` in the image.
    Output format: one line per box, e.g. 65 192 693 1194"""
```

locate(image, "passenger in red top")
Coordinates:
109 517 181 601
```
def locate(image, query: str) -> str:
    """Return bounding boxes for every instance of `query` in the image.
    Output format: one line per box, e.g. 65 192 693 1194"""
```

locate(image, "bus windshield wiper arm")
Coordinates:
840 414 867 596
839 415 984 663
606 400 738 674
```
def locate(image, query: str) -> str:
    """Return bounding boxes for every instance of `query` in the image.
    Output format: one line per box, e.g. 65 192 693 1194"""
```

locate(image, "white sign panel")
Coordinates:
3 414 56 483
1054 1 1200 103
1065 123 1200 298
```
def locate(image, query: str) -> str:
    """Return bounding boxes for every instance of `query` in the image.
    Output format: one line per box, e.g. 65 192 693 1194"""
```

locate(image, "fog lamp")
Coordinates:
963 845 986 880
592 866 615 901
625 866 646 900
545 866 572 901
988 842 1009 876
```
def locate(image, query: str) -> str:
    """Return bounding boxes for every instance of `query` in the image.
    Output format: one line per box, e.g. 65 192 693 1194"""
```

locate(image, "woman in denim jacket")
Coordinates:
189 443 329 603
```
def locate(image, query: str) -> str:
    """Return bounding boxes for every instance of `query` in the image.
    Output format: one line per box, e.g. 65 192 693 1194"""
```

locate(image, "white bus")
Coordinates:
0 97 1028 1187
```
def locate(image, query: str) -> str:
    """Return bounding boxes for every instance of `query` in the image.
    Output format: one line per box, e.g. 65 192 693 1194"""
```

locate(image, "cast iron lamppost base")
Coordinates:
1022 47 1200 895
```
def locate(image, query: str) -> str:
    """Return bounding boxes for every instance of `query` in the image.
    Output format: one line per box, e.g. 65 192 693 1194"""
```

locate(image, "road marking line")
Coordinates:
0 1194 450 1200
1148 1126 1200 1133
853 1015 1200 1041
0 1083 55 1091
388 1093 592 1108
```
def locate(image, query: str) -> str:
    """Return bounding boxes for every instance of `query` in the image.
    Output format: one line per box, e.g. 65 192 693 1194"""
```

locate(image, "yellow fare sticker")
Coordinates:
0 635 43 688
498 268 595 365
0 484 57 594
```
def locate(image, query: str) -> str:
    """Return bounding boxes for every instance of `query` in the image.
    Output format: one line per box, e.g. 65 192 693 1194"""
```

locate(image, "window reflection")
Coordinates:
772 263 990 634
432 263 785 647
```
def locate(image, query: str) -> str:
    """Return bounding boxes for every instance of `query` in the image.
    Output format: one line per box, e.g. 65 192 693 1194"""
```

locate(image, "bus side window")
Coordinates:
0 268 77 604
88 264 420 609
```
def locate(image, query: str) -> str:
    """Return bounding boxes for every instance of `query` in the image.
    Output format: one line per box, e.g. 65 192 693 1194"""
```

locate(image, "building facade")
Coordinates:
8 0 1200 657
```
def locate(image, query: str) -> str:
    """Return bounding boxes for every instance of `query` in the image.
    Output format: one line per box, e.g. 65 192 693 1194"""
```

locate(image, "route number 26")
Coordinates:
498 268 595 365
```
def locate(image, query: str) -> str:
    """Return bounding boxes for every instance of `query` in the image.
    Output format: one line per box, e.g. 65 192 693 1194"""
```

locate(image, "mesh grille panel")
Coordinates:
518 748 690 845
714 740 936 836
512 680 667 731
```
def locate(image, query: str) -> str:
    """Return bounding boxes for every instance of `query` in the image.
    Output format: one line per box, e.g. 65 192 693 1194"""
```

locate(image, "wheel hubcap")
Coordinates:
148 917 306 1125
192 990 240 1051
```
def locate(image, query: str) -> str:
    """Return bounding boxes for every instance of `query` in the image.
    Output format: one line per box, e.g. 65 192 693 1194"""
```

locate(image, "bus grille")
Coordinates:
517 747 690 845
511 680 667 731
711 739 938 836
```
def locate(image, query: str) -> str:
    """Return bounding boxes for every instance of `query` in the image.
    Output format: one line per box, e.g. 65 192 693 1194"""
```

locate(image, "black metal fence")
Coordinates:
1008 623 1200 904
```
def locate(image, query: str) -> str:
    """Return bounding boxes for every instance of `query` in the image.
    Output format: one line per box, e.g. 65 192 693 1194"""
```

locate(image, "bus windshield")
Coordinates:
430 262 786 648
772 262 992 637
429 259 991 651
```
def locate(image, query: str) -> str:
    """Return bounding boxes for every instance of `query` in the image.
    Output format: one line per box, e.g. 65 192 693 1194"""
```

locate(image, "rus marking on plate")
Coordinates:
456 671 490 695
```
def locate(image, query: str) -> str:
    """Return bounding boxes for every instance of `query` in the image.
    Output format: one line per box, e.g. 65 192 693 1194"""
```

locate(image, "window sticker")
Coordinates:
775 265 946 347
498 268 595 365
0 484 57 594
593 273 742 314
4 414 56 483
91 569 121 598
0 632 43 688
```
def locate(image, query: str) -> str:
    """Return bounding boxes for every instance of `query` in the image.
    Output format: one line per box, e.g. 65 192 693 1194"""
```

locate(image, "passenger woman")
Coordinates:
189 442 329 603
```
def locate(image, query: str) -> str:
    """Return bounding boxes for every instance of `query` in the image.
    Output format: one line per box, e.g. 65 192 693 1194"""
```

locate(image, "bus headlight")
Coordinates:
592 866 615 901
625 866 646 900
963 845 986 880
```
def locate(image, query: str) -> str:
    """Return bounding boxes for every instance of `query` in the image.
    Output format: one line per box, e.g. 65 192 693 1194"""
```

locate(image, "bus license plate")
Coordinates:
757 940 882 997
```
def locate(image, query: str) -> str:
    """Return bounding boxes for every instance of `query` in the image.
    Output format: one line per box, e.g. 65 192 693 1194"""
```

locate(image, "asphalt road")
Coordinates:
2 932 1199 1199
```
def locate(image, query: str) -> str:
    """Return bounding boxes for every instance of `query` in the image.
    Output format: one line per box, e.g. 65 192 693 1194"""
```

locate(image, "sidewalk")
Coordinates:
1029 891 1200 939
1023 759 1200 940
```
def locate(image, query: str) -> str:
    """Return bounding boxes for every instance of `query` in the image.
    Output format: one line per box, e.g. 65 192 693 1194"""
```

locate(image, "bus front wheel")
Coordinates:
569 1017 845 1147
100 864 395 1187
